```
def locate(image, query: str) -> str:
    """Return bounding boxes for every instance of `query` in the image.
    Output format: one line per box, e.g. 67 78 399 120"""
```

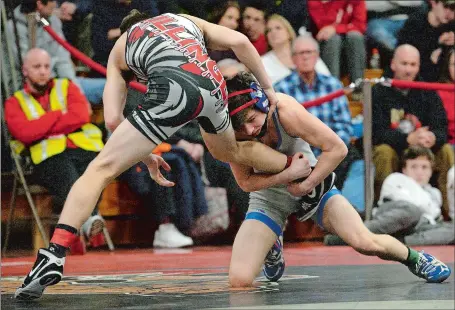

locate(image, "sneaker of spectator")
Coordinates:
81 214 106 248
153 223 194 248
4 48 107 255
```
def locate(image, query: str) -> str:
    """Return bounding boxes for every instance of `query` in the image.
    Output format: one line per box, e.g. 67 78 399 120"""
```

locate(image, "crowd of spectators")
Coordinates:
1 0 454 251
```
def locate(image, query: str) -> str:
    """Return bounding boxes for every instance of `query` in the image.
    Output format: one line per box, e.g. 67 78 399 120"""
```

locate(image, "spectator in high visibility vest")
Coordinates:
4 48 106 253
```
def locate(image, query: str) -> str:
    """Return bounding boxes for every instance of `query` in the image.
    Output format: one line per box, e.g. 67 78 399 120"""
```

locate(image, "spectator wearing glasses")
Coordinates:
274 35 354 191
261 14 330 85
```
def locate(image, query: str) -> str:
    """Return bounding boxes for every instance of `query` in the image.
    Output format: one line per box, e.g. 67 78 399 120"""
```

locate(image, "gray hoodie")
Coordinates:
6 6 77 91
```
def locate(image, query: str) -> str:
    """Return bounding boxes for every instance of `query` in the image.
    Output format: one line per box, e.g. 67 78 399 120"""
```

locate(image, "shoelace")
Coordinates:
265 244 282 266
417 255 439 276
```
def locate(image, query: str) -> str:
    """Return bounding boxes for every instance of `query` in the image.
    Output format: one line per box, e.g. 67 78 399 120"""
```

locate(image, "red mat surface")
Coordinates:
2 244 454 277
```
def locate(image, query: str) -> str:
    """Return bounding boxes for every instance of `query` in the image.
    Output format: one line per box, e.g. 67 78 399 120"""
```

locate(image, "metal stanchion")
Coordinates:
362 80 374 220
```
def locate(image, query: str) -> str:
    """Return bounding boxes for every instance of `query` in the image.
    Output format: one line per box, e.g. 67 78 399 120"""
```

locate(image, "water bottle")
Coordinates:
369 48 380 69
351 115 364 139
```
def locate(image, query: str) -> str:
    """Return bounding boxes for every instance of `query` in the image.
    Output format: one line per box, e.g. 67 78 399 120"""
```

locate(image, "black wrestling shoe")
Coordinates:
15 248 65 300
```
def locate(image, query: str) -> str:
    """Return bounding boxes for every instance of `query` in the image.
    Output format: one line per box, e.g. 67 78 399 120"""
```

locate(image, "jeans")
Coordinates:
366 18 406 51
76 77 106 105
320 32 366 81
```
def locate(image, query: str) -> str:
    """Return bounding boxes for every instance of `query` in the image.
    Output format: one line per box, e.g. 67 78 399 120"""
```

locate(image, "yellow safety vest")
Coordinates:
10 78 104 165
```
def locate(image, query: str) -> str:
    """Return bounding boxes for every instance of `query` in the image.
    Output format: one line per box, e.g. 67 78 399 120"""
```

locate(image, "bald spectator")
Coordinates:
372 44 454 218
4 48 107 252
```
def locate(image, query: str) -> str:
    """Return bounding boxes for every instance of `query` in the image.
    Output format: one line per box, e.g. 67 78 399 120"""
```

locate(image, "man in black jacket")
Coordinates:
397 0 455 82
372 44 454 218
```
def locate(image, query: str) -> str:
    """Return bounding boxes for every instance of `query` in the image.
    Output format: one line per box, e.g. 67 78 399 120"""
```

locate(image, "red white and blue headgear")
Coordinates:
228 82 269 116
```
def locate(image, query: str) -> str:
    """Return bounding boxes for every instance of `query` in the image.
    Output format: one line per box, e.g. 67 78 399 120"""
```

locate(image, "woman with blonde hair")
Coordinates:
261 14 330 84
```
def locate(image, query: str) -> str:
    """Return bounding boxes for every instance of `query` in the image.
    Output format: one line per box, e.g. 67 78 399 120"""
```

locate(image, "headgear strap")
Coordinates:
228 83 269 117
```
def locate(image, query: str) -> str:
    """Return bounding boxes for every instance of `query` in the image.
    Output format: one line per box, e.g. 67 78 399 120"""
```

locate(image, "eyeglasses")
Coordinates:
293 50 317 56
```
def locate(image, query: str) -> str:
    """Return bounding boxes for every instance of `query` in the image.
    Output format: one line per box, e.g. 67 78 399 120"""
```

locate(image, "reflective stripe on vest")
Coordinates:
50 78 68 113
11 79 103 164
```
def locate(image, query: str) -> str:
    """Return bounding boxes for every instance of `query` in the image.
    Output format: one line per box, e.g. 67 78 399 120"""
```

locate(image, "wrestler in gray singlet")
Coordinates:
247 109 339 235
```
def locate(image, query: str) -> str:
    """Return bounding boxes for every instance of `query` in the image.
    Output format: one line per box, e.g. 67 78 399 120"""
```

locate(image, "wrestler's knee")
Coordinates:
84 151 120 184
229 269 255 288
229 260 256 288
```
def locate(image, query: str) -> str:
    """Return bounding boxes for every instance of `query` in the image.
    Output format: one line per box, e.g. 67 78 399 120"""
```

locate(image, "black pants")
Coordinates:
32 148 99 215
203 152 250 225
118 161 177 224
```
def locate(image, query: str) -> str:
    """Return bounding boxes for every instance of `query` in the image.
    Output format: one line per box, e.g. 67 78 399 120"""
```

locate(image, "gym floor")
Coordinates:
1 244 454 309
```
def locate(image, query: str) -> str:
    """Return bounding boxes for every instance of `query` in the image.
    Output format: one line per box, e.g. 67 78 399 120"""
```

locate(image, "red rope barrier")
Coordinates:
42 23 147 93
41 18 452 114
42 18 346 109
390 79 455 92
302 89 347 108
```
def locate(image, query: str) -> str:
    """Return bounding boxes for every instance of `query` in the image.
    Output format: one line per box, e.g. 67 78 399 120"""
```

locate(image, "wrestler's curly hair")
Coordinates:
226 71 260 131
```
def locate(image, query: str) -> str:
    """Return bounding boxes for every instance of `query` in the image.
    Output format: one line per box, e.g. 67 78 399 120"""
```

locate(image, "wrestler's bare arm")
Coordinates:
180 14 273 90
104 33 129 132
276 93 347 189
229 152 310 192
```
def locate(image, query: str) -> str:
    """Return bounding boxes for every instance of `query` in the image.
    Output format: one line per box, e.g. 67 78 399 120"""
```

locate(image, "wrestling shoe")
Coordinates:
296 172 337 222
15 248 65 300
263 234 285 282
408 251 451 283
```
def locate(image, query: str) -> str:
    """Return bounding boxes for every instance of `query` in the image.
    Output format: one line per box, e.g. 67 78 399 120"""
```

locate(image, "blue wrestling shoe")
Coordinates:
408 251 451 283
263 234 285 282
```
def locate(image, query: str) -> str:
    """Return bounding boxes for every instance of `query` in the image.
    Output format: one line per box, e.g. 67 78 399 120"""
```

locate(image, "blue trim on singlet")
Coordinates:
245 211 282 237
315 188 341 228
272 110 283 150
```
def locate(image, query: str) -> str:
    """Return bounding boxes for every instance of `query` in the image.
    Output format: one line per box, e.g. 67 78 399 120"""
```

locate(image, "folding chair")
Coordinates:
1 146 115 255
1 2 114 254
